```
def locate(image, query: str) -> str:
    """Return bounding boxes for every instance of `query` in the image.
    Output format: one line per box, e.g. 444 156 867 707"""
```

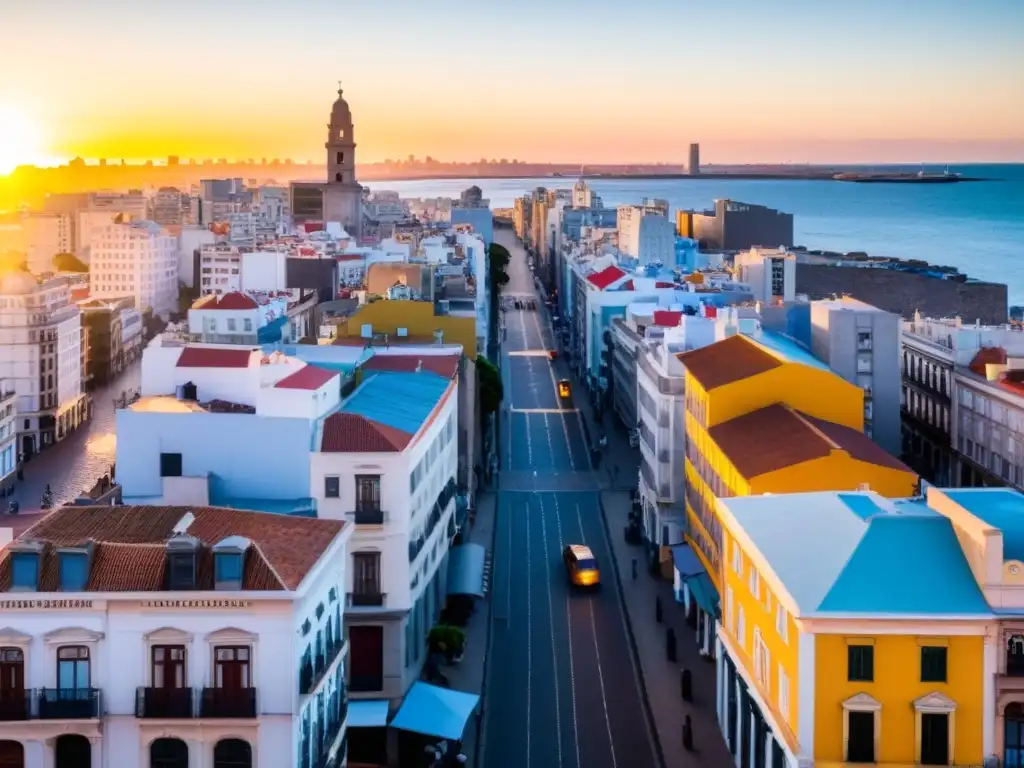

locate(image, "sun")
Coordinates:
0 105 41 175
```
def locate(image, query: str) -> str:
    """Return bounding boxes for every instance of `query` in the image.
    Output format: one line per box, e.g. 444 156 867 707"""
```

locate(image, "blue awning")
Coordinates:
389 682 480 741
670 543 706 579
447 543 486 597
347 699 390 728
687 572 720 619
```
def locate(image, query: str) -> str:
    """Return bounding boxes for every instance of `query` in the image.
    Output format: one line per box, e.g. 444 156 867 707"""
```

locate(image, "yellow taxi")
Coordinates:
557 379 571 399
562 544 600 589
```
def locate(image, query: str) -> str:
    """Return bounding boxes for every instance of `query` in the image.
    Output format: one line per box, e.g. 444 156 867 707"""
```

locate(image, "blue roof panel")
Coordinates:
341 370 450 436
942 488 1024 561
750 330 830 372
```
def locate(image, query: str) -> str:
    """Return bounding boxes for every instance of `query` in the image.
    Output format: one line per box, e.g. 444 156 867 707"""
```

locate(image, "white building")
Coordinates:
0 384 16 492
733 247 796 304
0 272 87 457
24 214 73 275
90 221 179 318
0 502 352 768
177 226 217 290
311 355 466 707
187 292 291 346
616 205 675 265
198 244 244 296
255 187 290 228
240 251 288 293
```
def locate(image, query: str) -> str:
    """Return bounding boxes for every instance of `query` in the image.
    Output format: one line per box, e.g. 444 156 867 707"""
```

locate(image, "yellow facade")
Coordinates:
813 633 985 766
335 300 478 359
721 529 801 752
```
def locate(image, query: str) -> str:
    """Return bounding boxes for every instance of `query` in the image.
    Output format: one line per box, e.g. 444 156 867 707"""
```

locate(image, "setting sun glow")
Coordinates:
0 106 41 175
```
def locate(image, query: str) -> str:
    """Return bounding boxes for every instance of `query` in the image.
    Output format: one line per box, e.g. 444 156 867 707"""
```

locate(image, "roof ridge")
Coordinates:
789 407 843 452
247 540 289 590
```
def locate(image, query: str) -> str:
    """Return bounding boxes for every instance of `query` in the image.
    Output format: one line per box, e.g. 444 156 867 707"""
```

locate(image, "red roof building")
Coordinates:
586 265 627 290
274 365 339 391
176 347 255 369
320 412 412 452
361 354 460 380
653 310 683 328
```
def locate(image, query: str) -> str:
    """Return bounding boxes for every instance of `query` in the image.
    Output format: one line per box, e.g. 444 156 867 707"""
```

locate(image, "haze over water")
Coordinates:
384 164 1024 305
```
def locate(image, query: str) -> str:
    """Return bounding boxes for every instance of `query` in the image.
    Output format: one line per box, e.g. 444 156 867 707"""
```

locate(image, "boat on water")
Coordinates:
833 166 970 183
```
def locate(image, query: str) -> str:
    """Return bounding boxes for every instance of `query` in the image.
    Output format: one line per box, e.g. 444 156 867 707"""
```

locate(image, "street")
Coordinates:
483 232 659 768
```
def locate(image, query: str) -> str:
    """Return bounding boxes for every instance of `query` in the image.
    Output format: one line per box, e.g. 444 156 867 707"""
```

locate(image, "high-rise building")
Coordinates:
91 221 179 317
689 143 700 175
24 213 74 274
151 187 187 227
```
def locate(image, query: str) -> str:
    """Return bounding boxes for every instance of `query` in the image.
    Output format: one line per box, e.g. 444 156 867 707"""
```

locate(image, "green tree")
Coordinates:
486 243 511 345
477 355 503 423
52 252 88 272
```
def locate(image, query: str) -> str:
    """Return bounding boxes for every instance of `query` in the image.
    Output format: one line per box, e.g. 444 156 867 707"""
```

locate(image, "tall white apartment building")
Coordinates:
198 245 244 296
24 214 73 275
91 221 179 317
733 247 796 304
0 503 352 768
0 272 87 456
616 204 674 265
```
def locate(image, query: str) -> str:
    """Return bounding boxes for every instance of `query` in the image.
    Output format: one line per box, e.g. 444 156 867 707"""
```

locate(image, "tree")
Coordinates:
487 243 511 294
477 355 503 424
52 253 88 272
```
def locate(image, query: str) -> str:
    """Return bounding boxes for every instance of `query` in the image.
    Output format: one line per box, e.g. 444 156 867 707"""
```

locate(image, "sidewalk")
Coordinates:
566 337 734 767
444 491 496 767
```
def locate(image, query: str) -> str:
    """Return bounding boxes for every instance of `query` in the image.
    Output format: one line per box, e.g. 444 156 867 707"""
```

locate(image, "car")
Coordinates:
557 379 571 398
548 349 558 360
563 544 600 588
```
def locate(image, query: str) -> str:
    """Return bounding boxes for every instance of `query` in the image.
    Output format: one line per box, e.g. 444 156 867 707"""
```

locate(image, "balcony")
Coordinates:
0 691 29 721
136 686 194 718
347 591 386 608
37 688 102 719
353 505 385 525
199 687 257 718
299 637 345 696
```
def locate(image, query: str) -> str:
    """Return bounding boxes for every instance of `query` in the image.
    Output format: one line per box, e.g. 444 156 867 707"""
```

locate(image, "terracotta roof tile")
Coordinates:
0 505 346 592
968 346 1006 376
677 334 781 390
709 404 912 479
274 365 339 390
177 347 255 369
320 412 411 452
206 292 259 310
587 265 626 290
362 354 459 379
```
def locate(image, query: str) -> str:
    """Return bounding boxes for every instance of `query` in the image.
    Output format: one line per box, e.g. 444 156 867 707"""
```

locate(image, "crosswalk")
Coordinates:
498 470 601 492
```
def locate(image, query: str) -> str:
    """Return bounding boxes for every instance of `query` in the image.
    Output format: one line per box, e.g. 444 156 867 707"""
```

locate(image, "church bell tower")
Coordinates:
327 84 356 186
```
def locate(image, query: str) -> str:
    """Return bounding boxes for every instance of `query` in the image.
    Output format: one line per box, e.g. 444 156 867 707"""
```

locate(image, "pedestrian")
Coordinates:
683 714 694 751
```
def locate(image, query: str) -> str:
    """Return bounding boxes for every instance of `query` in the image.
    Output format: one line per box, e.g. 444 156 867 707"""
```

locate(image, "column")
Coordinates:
749 704 757 768
734 677 742 766
716 642 724 727
42 738 55 768
23 740 47 768
90 738 102 768
983 626 998 758
765 732 773 768
189 739 207 768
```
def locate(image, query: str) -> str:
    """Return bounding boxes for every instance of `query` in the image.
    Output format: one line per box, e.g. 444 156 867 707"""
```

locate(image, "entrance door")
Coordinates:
1006 703 1024 768
213 739 252 768
150 738 188 768
0 649 25 720
0 741 23 768
847 711 875 762
348 626 383 692
214 646 250 690
920 712 950 765
54 735 90 768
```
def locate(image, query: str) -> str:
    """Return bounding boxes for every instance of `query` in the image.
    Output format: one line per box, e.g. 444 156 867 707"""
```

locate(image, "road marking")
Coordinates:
525 410 534 467
554 494 582 768
526 498 533 768
538 494 565 767
508 350 553 357
510 408 579 414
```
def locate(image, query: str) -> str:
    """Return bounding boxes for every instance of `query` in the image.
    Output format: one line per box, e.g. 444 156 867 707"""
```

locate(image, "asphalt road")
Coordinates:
483 233 658 768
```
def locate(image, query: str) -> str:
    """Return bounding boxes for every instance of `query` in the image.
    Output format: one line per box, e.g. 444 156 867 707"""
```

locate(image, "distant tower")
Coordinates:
327 84 356 185
689 143 700 176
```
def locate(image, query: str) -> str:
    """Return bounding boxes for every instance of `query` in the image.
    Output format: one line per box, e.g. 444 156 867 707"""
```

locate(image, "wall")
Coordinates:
797 263 1008 325
450 208 493 247
752 453 918 498
338 301 477 360
242 251 288 292
813 632 985 765
116 410 315 501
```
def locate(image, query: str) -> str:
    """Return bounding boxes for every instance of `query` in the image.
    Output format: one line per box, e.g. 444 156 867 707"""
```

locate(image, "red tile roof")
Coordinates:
303 222 325 233
320 412 412 452
653 310 683 328
0 505 346 592
620 279 635 291
205 292 259 310
274 365 339 391
177 347 255 369
677 335 782 390
361 354 460 379
655 281 676 288
709 404 912 479
70 287 90 302
587 265 626 290
336 254 364 262
968 346 1006 376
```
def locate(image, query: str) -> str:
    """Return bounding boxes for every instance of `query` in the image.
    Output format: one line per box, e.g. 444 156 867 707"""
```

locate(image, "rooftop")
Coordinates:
192 291 259 311
720 491 991 617
274 365 339 391
361 353 460 379
587 265 626 290
748 329 831 372
677 334 781 390
0 505 346 592
708 404 911 479
177 347 256 369
939 488 1024 561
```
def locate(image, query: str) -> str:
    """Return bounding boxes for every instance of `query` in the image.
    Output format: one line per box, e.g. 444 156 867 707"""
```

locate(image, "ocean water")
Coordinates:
379 164 1024 305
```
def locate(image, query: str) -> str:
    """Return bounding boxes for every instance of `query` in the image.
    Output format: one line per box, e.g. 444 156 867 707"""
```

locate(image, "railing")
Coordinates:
0 690 29 721
353 506 385 525
301 637 345 696
199 687 257 718
348 591 385 608
135 686 194 718
37 687 102 719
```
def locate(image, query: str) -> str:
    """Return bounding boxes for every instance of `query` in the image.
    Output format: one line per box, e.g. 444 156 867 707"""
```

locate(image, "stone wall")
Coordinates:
796 264 1008 325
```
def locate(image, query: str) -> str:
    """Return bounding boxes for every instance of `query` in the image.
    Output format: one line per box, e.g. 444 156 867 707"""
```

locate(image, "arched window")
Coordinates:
150 738 188 768
54 735 90 768
334 173 343 183
0 740 24 768
213 739 251 768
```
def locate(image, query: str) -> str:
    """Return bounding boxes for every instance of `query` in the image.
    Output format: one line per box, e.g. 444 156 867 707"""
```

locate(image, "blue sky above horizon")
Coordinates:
0 0 1021 165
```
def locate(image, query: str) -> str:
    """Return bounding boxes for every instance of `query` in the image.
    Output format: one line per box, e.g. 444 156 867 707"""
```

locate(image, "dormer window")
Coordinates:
8 540 44 592
165 533 200 591
213 536 251 591
58 545 92 592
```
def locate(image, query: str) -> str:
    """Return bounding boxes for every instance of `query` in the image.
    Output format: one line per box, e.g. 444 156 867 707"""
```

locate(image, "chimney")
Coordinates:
416 359 423 373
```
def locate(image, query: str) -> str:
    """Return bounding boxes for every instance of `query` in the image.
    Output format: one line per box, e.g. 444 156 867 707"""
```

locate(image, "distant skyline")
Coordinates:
1 0 1022 173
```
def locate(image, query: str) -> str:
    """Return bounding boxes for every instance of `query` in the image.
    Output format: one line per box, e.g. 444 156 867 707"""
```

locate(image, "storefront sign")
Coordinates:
0 599 94 610
139 599 253 609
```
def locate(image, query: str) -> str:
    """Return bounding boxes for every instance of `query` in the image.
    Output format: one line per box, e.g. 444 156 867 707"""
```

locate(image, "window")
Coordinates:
749 567 760 600
737 606 746 650
725 587 735 634
10 553 39 591
160 452 183 477
168 553 196 590
731 542 742 574
778 665 790 718
753 629 770 689
352 552 382 596
921 646 948 683
355 475 381 511
227 318 236 332
848 644 874 682
58 552 89 591
57 646 90 690
324 476 340 498
243 318 252 332
214 646 251 689
775 603 789 643
152 645 186 688
214 553 243 590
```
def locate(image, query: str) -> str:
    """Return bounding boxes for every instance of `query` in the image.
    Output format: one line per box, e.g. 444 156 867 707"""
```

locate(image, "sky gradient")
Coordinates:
1 0 1022 167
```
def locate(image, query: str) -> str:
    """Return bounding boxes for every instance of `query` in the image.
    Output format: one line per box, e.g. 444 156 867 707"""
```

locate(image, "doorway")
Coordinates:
54 735 90 768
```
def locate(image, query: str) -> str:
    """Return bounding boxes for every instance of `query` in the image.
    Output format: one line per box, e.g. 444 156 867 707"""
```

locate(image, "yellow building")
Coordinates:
331 300 478 360
714 490 994 768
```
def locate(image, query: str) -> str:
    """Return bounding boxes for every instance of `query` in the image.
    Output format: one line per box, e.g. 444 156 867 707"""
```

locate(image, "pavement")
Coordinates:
480 230 660 768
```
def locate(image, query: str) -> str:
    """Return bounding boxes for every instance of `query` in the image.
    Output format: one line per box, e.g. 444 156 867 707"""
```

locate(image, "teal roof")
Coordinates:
942 488 1024 561
720 490 991 618
341 370 450 435
749 330 830 372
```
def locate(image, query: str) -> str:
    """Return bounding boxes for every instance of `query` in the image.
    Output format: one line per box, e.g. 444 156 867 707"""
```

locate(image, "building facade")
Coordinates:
90 221 178 318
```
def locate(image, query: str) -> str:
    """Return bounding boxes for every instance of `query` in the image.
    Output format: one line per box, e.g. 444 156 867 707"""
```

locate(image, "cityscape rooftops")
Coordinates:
0 504 347 592
191 291 260 310
273 365 338 391
718 490 991 618
678 334 781 390
176 346 256 369
360 353 460 380
936 488 1024 561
